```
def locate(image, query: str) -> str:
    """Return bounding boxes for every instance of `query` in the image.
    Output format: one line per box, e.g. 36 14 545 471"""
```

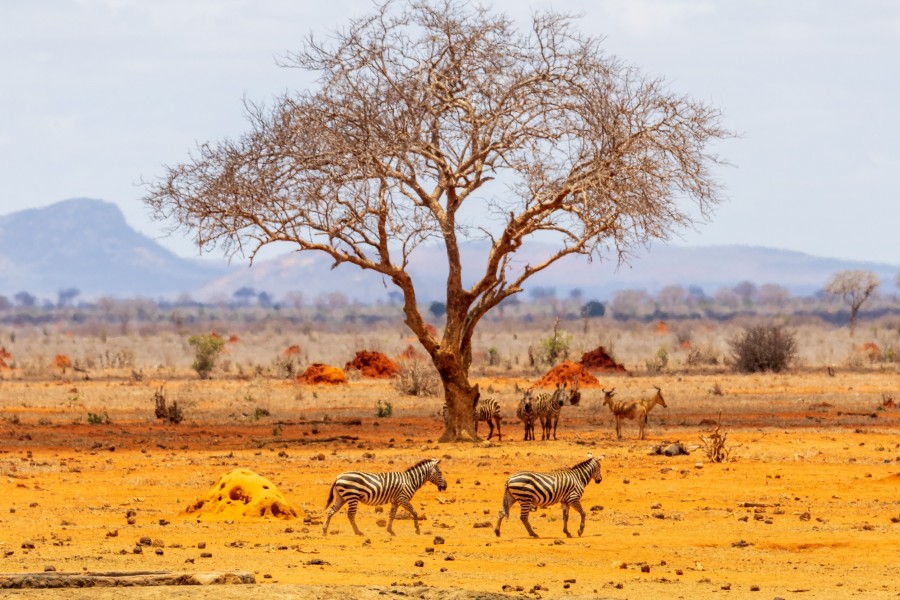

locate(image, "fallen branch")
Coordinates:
0 570 255 588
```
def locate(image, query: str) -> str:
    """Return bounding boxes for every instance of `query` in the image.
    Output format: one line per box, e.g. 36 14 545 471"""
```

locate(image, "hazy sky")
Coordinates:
2 0 898 265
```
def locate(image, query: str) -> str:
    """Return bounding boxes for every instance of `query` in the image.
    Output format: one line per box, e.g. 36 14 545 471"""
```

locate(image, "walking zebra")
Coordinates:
323 458 447 536
494 454 602 538
474 396 502 441
516 390 537 441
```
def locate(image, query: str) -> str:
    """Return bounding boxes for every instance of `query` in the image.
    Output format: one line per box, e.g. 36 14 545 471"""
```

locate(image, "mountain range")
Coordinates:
1 198 897 302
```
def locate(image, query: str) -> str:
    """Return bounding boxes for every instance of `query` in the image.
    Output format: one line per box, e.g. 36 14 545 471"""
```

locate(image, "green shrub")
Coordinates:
375 399 393 418
729 325 797 373
188 334 225 379
539 322 571 366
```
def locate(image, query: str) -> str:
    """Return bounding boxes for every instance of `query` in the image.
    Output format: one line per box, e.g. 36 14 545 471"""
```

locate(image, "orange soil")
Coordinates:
1 371 899 598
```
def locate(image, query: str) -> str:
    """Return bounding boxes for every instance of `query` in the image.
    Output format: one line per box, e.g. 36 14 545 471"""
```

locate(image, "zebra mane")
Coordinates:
406 458 436 471
571 456 597 470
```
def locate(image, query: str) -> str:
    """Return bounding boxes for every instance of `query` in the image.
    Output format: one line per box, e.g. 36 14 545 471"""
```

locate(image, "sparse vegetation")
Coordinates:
375 399 393 418
87 411 110 425
729 324 798 373
393 360 440 397
188 333 225 379
153 386 184 424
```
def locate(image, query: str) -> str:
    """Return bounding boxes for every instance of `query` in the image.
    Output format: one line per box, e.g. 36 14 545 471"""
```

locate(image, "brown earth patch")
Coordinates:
580 346 627 373
344 350 399 379
535 360 600 388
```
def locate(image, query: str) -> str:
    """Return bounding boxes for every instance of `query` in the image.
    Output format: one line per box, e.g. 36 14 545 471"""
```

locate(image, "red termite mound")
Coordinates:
296 363 347 385
535 361 600 388
580 346 627 373
344 350 399 379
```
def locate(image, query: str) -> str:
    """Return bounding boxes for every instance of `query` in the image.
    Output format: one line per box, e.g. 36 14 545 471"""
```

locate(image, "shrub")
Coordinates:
375 399 393 418
188 333 225 379
729 325 797 373
153 386 184 424
87 412 110 425
538 321 571 366
393 360 440 397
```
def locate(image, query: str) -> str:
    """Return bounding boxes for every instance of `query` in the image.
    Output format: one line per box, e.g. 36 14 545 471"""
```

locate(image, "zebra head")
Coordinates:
522 389 534 414
586 452 603 484
426 458 448 492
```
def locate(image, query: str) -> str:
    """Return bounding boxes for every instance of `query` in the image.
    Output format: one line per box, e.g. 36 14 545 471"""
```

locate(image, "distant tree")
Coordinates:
232 286 258 306
529 286 557 304
57 288 80 308
757 283 790 309
257 291 274 308
429 301 447 320
0 296 11 311
580 300 606 318
713 287 741 310
610 289 654 319
144 0 729 440
825 270 879 334
733 281 757 305
656 285 687 310
14 291 36 308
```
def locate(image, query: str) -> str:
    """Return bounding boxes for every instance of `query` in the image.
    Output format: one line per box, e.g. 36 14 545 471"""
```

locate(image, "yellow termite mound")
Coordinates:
184 468 299 521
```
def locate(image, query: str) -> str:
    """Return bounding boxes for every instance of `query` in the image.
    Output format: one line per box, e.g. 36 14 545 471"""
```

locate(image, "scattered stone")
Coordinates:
433 536 445 545
414 560 424 567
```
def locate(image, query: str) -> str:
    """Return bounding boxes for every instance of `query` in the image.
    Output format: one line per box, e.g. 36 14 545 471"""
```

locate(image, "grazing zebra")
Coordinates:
516 390 537 441
323 458 447 536
494 454 603 538
474 396 502 441
603 386 667 440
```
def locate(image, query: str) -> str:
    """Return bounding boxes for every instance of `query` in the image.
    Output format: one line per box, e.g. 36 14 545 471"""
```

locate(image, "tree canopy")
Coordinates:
145 0 731 441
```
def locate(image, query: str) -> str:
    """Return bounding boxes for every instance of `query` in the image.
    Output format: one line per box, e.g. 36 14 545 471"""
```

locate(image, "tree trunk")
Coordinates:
436 358 480 442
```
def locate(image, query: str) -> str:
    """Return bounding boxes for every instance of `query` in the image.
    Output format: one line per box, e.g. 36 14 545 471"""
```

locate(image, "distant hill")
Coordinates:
1 198 897 302
197 240 900 303
0 198 225 298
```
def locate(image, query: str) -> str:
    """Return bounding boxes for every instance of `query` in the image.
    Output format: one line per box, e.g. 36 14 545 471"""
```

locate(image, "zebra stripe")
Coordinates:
494 455 602 538
516 390 537 441
323 458 447 536
474 396 502 441
533 385 565 440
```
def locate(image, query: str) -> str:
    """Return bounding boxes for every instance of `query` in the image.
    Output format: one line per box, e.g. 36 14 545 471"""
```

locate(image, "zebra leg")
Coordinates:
496 416 502 441
552 414 559 440
561 503 572 538
394 499 421 534
322 494 346 535
345 499 363 536
486 419 494 440
570 500 587 536
494 489 515 536
519 502 539 538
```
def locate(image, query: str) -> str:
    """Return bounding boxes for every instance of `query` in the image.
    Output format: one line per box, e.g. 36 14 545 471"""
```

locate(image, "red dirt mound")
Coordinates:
535 360 600 388
580 346 627 373
296 363 347 385
345 350 399 379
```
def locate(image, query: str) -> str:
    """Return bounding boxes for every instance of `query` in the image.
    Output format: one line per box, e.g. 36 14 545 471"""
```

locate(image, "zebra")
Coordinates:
474 395 502 441
516 390 537 441
323 458 447 536
494 454 603 538
533 383 576 440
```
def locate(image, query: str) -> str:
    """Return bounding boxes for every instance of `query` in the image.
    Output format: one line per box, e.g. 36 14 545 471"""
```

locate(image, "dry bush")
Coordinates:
393 360 440 397
729 325 797 373
152 386 184 424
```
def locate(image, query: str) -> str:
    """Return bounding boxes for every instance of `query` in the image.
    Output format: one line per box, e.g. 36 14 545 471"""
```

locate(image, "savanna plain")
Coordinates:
1 320 899 599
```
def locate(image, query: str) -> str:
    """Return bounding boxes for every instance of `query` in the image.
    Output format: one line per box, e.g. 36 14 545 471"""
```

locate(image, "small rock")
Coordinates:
200 552 212 558
434 536 445 545
44 566 56 572
139 536 152 546
414 560 424 567
155 548 164 556
198 542 207 549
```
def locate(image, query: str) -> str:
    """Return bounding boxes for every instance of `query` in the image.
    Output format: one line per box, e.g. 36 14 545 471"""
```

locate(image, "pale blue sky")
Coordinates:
2 0 898 265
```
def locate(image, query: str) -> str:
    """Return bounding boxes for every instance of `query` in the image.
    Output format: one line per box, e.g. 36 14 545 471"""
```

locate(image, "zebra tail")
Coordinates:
325 483 335 510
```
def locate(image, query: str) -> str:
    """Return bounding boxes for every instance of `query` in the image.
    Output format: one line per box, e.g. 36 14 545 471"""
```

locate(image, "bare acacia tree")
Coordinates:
144 0 730 441
825 270 880 335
